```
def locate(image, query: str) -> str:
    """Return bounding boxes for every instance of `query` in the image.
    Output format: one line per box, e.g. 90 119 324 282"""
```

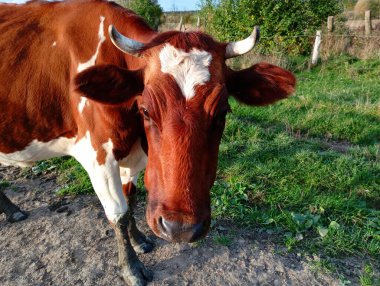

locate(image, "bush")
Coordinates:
117 0 163 30
199 0 343 55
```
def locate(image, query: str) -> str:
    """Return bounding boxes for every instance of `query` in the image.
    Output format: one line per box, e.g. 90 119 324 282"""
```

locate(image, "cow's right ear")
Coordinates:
74 65 144 105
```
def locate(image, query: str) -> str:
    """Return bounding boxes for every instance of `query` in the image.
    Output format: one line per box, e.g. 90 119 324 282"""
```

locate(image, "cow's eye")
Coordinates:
141 108 150 120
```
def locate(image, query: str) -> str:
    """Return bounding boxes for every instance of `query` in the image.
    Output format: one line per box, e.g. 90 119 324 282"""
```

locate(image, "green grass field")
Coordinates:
215 56 379 258
36 57 379 270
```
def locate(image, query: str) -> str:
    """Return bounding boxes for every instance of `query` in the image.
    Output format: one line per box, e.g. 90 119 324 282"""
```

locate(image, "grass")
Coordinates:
42 56 379 273
213 56 380 259
360 264 380 286
213 235 232 247
0 180 10 190
31 157 92 196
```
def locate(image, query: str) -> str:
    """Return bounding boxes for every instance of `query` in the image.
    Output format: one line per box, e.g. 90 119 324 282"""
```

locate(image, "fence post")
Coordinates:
327 16 334 33
196 16 200 31
177 16 183 31
311 30 322 65
365 10 371 36
154 18 160 31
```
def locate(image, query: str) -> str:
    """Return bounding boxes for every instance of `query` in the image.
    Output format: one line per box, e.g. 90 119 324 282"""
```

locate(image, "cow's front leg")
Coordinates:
113 212 153 286
78 166 152 286
72 138 152 286
123 182 154 254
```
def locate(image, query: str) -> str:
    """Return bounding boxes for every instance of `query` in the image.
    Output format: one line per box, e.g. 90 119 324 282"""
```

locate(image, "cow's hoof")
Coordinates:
7 210 28 223
131 232 155 254
121 261 153 286
133 240 155 254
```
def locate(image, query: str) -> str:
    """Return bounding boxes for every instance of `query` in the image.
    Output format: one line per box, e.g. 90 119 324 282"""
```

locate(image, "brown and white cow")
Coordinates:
0 0 296 285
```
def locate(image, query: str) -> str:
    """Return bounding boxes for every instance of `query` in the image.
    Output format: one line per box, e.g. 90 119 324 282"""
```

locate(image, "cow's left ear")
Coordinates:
226 63 296 106
74 64 144 105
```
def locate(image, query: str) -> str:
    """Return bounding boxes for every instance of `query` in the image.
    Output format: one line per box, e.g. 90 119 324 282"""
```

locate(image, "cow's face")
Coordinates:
137 34 230 242
75 27 296 243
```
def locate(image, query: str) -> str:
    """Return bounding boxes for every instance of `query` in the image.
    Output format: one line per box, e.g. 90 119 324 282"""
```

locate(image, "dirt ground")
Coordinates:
0 166 375 286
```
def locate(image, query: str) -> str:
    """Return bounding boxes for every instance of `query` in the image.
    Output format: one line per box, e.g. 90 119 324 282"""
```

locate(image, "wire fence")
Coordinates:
161 10 380 66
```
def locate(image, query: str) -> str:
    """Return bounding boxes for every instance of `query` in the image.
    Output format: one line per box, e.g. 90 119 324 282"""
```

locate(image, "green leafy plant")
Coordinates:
117 0 163 29
199 0 343 55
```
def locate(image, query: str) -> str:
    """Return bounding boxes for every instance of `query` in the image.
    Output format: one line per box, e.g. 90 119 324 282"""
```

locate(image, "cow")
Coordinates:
0 0 296 285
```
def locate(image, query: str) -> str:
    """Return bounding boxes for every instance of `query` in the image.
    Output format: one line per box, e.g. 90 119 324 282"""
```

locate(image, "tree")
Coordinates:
199 0 343 55
116 0 163 30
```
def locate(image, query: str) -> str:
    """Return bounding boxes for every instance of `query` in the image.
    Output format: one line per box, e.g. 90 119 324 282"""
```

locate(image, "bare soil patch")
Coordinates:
0 166 373 285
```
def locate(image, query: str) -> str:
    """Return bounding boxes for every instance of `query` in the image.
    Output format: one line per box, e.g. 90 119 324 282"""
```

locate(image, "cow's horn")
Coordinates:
225 26 260 58
108 25 145 56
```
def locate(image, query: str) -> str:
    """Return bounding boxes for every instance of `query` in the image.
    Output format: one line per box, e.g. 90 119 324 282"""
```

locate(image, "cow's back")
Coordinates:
0 2 76 154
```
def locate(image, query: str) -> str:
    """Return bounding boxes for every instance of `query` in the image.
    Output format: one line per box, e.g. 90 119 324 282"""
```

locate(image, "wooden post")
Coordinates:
311 30 322 65
365 10 371 36
177 16 183 31
196 16 200 31
327 16 334 33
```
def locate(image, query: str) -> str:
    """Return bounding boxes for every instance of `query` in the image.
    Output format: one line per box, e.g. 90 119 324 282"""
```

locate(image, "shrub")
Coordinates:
117 0 163 29
199 0 343 55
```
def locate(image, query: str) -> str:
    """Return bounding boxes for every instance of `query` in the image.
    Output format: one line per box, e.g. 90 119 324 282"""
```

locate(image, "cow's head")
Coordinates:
75 26 296 243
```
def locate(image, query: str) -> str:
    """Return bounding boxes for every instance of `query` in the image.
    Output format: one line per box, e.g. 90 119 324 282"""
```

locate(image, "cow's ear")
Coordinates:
74 65 144 105
226 63 296 106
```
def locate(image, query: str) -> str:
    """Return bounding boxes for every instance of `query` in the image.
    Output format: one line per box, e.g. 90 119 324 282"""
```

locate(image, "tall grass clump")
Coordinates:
354 0 380 18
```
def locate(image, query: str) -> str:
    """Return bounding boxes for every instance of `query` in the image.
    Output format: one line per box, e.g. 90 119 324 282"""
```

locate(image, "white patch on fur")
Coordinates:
70 133 128 223
159 44 212 100
51 41 57 47
119 138 147 186
78 97 88 113
0 128 128 223
0 137 77 167
77 16 106 73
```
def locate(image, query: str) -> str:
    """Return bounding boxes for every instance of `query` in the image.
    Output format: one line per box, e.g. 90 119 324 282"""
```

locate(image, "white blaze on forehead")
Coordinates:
159 44 212 100
77 16 106 73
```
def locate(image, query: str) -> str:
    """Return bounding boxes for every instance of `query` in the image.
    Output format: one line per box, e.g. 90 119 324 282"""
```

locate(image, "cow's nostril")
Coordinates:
157 217 207 243
158 216 164 230
158 217 181 238
161 217 172 233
